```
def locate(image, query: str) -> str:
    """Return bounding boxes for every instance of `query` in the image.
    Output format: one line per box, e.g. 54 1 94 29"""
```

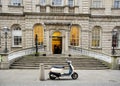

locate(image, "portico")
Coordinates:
44 22 70 54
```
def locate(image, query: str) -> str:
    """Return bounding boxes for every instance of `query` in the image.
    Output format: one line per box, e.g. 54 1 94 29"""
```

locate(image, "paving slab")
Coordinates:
0 69 120 86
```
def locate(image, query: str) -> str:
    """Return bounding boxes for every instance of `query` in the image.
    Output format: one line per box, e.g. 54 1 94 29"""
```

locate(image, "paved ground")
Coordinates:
0 69 120 86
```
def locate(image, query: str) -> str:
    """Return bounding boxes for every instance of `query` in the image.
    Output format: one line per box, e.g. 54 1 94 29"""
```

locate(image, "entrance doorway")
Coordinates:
52 32 62 54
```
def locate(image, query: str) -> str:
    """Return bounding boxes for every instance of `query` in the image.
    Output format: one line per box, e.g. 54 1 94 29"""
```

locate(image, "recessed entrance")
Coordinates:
52 32 62 54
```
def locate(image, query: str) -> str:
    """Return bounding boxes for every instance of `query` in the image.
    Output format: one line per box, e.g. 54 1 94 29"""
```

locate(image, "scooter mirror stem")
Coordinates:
66 58 68 61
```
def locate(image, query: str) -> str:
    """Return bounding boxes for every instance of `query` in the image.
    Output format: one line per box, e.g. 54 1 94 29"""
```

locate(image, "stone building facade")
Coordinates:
0 0 120 55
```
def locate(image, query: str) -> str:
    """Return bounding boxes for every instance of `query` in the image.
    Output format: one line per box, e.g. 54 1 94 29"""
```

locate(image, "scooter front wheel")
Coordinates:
71 72 78 80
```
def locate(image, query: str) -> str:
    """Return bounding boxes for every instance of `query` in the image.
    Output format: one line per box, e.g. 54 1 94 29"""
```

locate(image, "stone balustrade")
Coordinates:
0 46 45 69
69 46 120 69
69 46 112 63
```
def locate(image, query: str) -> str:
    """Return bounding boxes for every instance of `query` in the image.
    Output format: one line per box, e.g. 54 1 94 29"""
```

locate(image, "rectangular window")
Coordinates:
92 0 102 8
114 0 120 8
11 0 21 6
68 0 73 6
40 0 46 5
14 36 22 45
52 0 62 6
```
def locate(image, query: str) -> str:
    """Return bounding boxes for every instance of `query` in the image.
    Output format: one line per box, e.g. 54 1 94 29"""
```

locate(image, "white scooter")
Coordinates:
49 59 78 80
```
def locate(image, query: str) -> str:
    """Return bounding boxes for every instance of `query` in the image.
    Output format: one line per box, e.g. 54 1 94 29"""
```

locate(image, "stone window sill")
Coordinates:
90 8 105 10
111 8 120 10
12 46 22 48
91 47 102 50
8 5 24 8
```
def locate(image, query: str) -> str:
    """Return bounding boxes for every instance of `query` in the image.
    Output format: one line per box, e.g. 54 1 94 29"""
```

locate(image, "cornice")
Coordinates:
0 13 24 16
0 12 120 19
24 12 90 17
90 15 120 18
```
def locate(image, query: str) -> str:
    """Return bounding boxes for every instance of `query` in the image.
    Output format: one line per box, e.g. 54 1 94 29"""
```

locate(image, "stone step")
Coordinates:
10 66 109 70
10 55 110 70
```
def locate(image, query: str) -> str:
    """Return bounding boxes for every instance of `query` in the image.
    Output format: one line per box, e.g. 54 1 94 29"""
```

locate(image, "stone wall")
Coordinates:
0 0 120 55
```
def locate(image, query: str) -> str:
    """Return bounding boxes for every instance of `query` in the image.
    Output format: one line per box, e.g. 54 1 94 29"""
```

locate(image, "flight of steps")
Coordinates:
10 55 110 70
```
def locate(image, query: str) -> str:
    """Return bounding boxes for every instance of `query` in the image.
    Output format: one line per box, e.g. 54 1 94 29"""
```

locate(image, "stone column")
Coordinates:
104 0 112 15
74 0 79 13
2 0 9 13
0 53 9 69
46 6 50 13
39 63 45 81
50 36 52 54
36 5 40 12
65 30 69 54
46 30 50 52
64 0 69 13
111 56 119 70
46 0 51 13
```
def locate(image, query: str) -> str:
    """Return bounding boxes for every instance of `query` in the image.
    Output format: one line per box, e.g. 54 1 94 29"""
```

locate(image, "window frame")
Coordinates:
33 24 44 45
40 0 46 6
10 0 22 6
91 26 102 48
0 0 1 5
52 0 63 6
68 0 74 7
12 26 22 47
70 25 80 46
14 36 22 46
114 0 120 8
112 28 120 48
92 0 103 8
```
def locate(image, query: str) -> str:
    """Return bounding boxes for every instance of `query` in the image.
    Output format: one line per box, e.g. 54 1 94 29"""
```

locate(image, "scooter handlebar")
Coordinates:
65 59 72 63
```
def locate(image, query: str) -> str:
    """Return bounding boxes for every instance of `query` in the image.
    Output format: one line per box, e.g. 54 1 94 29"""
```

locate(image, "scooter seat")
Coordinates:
52 65 65 68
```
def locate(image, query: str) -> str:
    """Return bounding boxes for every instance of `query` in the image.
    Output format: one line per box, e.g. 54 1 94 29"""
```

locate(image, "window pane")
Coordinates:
92 27 101 47
92 0 102 8
14 36 22 45
12 25 22 46
118 33 120 48
70 26 80 46
113 29 120 48
34 25 44 45
52 0 62 6
114 0 120 8
11 0 21 6
68 0 73 6
40 0 46 5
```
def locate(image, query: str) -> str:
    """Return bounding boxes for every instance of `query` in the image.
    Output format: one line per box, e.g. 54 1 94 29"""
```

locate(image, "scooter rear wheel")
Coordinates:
49 73 56 80
71 72 78 80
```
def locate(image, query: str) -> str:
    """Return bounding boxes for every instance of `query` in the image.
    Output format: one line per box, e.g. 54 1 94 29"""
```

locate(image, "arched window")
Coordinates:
11 0 22 6
112 27 120 48
92 26 101 47
70 25 80 46
12 25 22 47
33 24 44 45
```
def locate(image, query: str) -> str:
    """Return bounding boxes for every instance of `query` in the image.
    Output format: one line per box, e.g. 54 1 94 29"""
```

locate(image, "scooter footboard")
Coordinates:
49 72 61 77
